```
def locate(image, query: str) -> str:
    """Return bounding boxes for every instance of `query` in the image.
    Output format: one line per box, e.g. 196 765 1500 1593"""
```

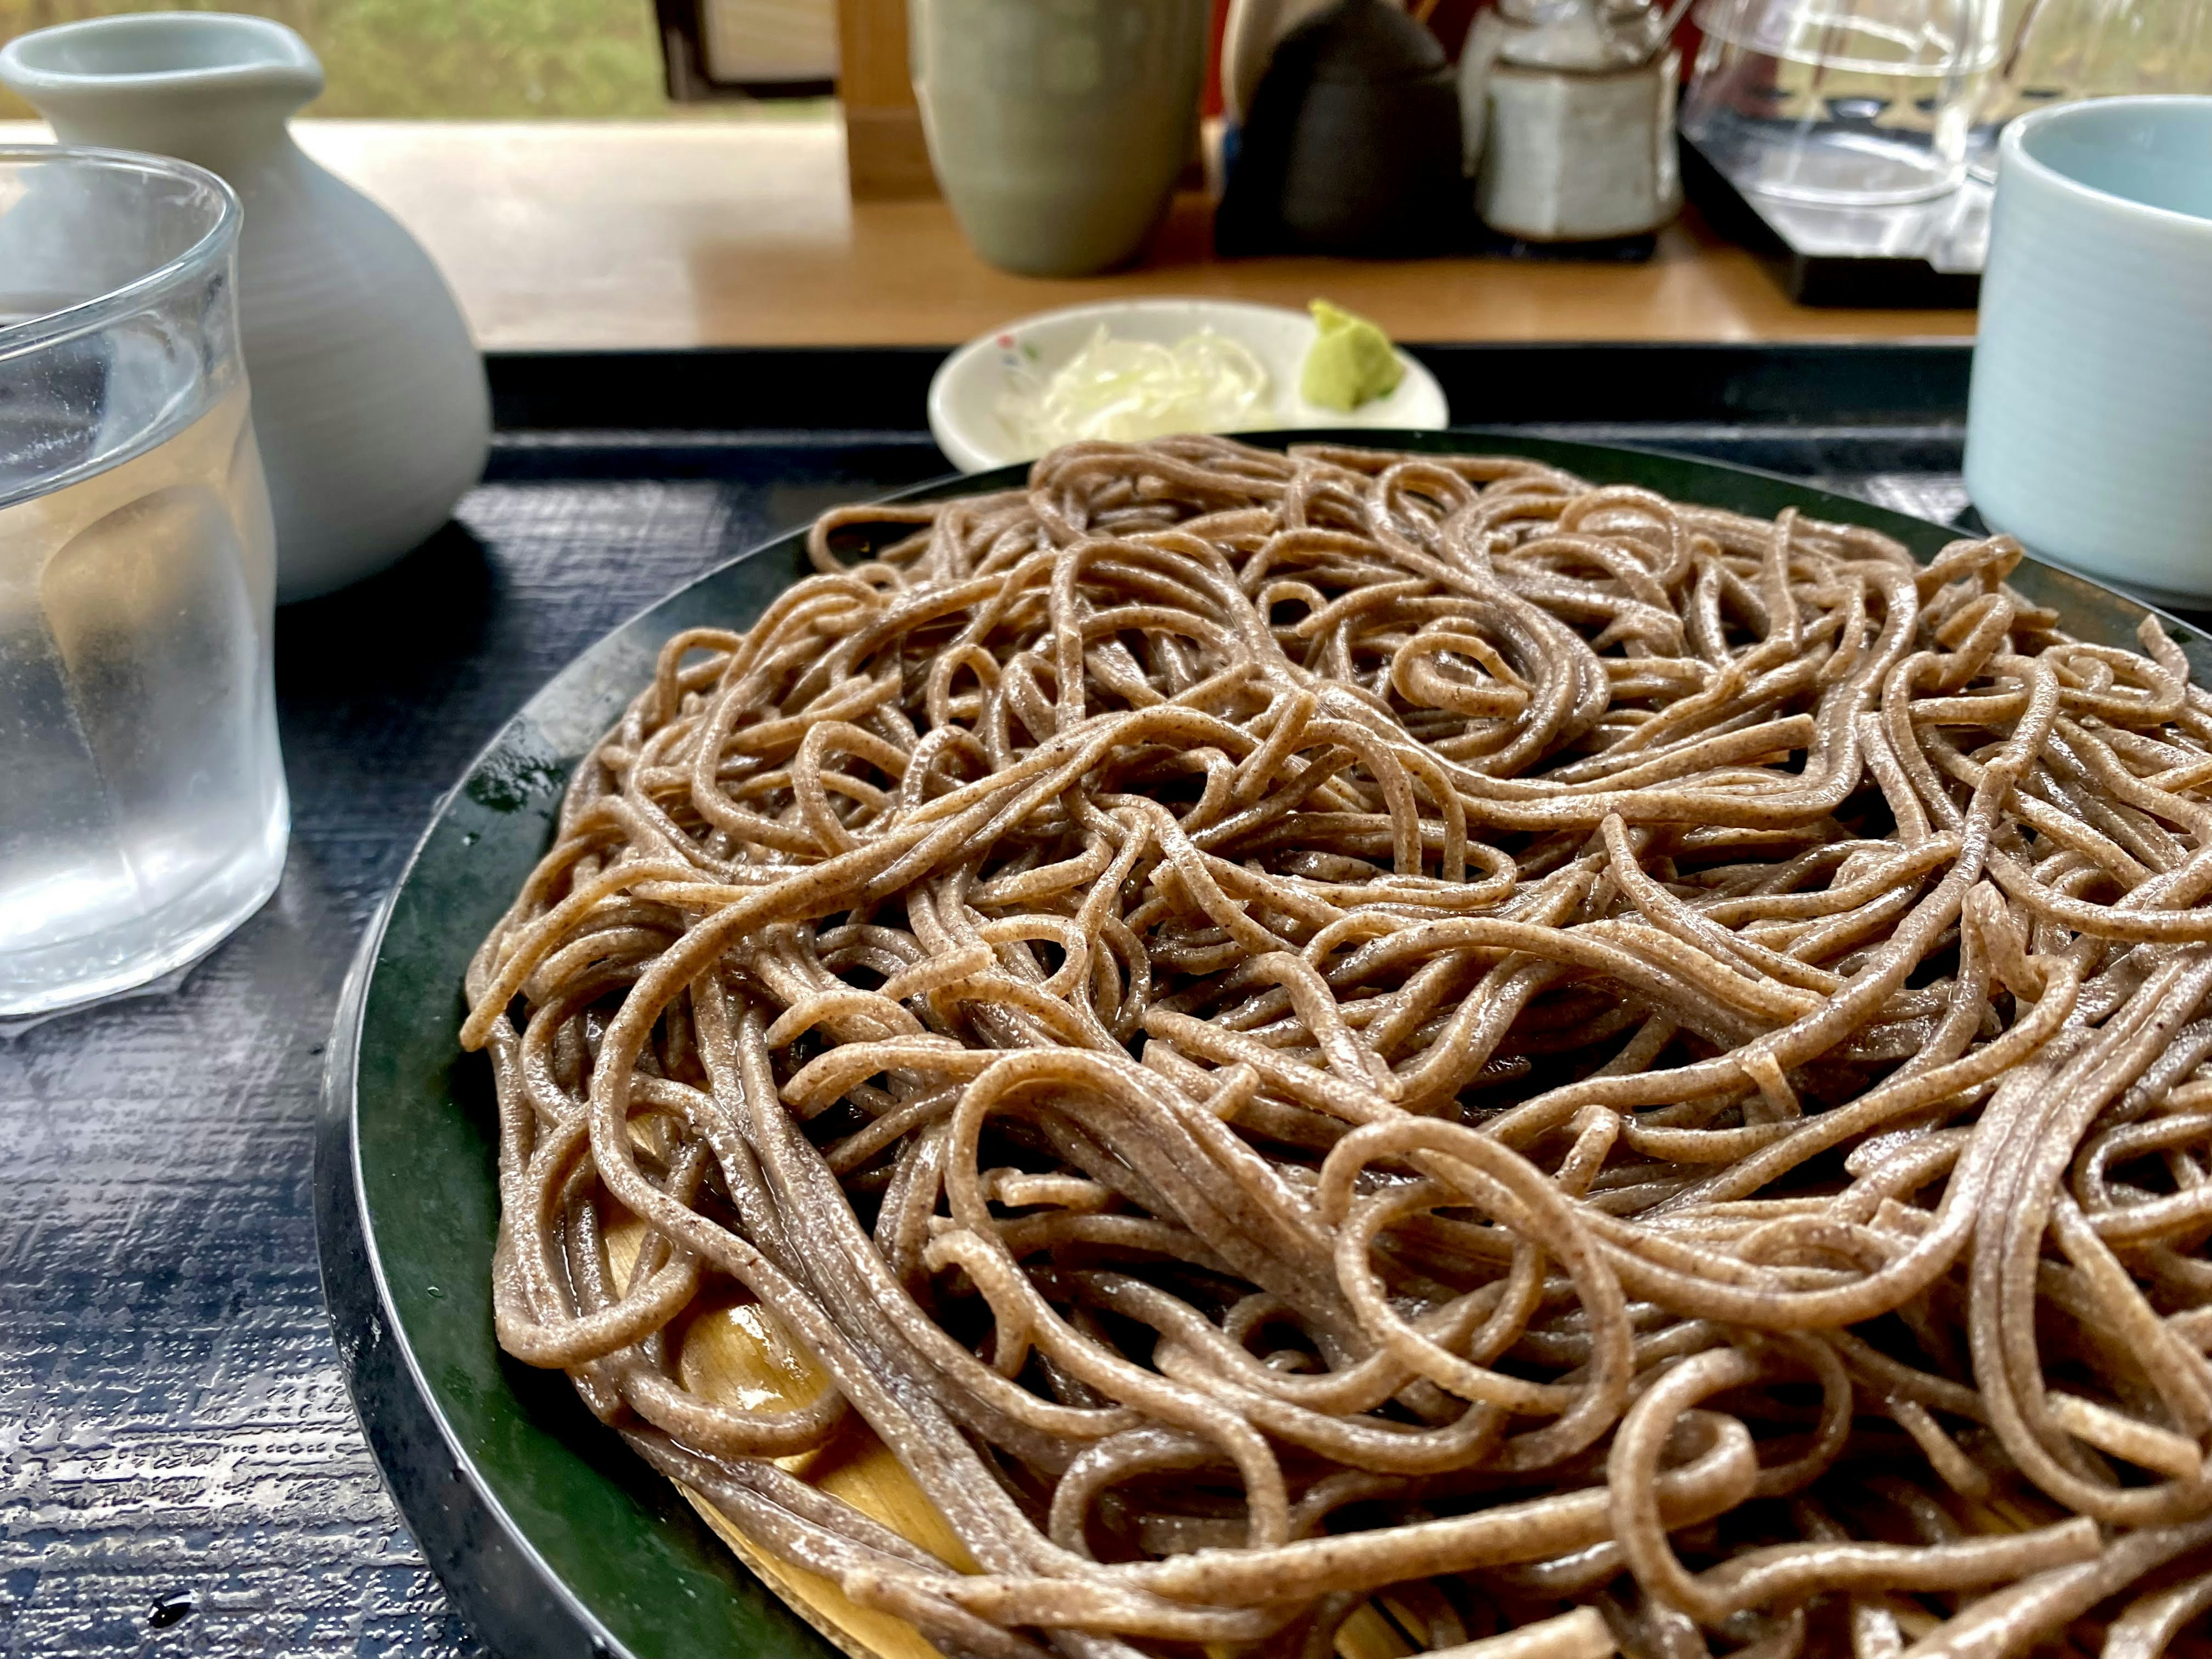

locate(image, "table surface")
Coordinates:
0 410 1978 1656
0 118 1978 352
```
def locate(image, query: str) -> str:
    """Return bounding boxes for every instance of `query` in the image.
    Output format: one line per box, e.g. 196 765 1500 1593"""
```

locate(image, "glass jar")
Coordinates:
1682 0 2003 204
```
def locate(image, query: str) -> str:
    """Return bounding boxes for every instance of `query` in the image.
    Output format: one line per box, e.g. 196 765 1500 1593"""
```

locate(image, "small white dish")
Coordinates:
927 298 1452 474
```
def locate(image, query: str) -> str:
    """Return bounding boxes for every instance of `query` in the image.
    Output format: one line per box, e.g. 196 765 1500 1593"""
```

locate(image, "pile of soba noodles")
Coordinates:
463 437 2212 1659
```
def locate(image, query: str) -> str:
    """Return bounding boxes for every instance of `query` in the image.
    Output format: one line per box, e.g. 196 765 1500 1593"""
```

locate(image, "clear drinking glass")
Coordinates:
0 146 287 1020
1683 0 2003 204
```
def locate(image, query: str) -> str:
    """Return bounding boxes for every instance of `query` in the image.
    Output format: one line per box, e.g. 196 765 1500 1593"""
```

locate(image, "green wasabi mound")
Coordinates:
1299 300 1406 412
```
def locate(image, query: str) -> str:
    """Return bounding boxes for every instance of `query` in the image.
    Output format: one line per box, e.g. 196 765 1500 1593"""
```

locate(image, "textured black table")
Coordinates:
0 345 1986 1658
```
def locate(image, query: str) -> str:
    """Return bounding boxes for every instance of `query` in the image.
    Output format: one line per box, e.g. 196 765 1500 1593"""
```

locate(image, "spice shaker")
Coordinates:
1460 0 1682 241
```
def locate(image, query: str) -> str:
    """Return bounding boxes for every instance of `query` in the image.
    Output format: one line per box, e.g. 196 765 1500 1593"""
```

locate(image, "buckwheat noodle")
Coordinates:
463 437 2212 1659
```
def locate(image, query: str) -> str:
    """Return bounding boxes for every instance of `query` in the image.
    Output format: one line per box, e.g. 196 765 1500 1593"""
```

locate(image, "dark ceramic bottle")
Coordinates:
1216 0 1467 256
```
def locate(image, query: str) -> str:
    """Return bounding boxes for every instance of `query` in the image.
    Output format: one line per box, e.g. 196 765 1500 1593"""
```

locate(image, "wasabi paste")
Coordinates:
1300 300 1404 412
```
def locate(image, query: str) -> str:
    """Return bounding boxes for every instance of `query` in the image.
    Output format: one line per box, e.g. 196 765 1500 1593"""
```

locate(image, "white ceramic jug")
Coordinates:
0 12 491 601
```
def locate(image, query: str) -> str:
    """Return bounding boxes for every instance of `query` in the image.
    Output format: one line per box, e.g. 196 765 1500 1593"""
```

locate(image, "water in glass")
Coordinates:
0 150 286 1019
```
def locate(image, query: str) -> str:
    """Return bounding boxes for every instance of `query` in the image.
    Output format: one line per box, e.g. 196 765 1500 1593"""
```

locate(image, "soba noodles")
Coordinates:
463 437 2212 1659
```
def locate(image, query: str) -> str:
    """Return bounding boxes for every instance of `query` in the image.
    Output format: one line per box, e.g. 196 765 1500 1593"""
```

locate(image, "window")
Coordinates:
0 0 838 118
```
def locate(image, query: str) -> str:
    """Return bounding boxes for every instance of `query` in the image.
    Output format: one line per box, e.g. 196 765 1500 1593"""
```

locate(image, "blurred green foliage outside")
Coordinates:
0 0 694 118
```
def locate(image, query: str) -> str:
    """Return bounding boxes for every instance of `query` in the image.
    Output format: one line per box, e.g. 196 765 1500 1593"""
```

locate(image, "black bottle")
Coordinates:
1216 0 1467 257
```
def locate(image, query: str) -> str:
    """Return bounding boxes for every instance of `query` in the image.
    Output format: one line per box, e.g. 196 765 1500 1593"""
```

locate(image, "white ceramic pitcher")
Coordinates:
0 12 491 601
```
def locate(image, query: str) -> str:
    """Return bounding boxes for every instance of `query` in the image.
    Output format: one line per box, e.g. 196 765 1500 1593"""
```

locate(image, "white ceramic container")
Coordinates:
928 298 1451 474
1472 53 1680 241
0 12 491 602
1461 3 1680 241
1964 96 2212 603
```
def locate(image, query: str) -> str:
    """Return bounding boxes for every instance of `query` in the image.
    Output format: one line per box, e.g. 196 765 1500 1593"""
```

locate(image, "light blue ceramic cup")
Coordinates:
1965 96 2212 603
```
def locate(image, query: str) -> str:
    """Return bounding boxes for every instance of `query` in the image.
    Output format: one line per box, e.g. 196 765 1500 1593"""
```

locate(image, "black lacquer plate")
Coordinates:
315 431 2207 1659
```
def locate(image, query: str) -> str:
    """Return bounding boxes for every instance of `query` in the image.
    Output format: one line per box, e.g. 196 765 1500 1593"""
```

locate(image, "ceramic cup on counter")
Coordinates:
0 12 490 602
908 0 1208 276
1964 96 2212 603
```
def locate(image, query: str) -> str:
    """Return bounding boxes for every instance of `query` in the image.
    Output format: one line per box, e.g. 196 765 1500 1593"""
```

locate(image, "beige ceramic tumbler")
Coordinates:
909 0 1208 276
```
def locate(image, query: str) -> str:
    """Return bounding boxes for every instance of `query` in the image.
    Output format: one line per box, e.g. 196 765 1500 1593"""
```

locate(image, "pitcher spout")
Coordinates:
0 13 324 171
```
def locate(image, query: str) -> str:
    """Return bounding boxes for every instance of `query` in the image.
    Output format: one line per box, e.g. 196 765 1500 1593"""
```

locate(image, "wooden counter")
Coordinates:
4 116 1979 351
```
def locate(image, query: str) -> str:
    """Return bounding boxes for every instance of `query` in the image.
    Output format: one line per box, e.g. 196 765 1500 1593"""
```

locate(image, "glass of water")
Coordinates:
0 146 286 1021
1683 0 2003 204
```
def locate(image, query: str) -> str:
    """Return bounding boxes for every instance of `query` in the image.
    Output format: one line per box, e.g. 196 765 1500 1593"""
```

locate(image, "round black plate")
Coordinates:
315 431 2207 1658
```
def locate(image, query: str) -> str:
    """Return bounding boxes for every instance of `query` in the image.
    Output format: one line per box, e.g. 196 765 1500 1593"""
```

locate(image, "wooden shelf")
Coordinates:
1 117 1976 351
